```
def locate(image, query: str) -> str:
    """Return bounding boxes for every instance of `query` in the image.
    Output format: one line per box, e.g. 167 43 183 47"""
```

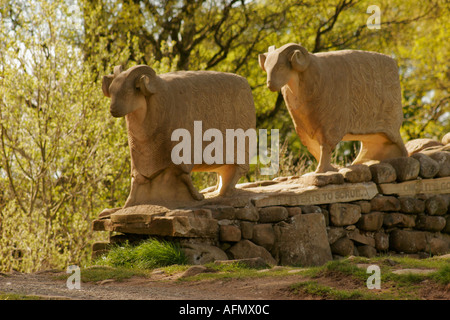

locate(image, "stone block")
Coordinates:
286 207 302 216
300 205 322 214
429 238 449 256
415 215 446 232
219 225 241 242
383 213 416 228
374 231 389 251
329 203 361 226
347 229 375 247
207 206 236 220
405 138 443 155
383 157 420 181
227 240 277 266
410 153 440 178
357 245 377 258
240 221 254 239
327 227 347 245
378 177 450 197
370 196 401 212
398 197 425 214
251 224 275 251
354 201 371 214
298 172 344 187
425 195 448 216
145 215 218 238
181 243 228 265
443 215 450 234
258 206 288 223
235 206 259 222
272 213 332 266
357 212 384 231
330 237 354 256
425 151 450 177
369 163 397 184
389 229 427 253
339 164 372 183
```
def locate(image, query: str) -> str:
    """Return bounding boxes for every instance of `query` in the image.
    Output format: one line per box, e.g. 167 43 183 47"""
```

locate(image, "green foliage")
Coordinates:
0 0 448 272
94 239 188 269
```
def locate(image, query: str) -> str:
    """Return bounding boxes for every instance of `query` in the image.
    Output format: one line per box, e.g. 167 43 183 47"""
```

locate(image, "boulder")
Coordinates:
286 207 302 217
389 229 427 253
251 224 275 251
339 164 372 183
429 238 449 256
383 157 420 182
235 206 259 222
329 203 361 226
347 229 375 247
410 153 440 178
354 201 371 214
357 245 377 258
182 243 228 265
228 240 277 266
425 195 448 216
405 138 443 156
258 206 288 223
374 231 389 251
272 213 332 266
415 215 446 232
443 215 450 234
240 221 254 239
368 163 397 184
298 172 344 187
219 225 241 242
330 237 354 256
398 197 425 214
357 212 384 231
422 151 450 177
383 213 416 228
370 195 401 212
327 227 347 244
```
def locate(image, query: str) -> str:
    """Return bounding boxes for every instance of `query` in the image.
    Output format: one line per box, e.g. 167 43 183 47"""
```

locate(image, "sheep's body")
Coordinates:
103 66 256 208
260 44 406 172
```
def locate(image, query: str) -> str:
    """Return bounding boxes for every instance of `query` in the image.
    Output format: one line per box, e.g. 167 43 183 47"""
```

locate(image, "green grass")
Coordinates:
94 238 188 269
290 281 394 300
0 292 43 300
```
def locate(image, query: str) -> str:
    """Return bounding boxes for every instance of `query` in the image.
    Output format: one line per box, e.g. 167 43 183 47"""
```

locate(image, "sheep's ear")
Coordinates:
258 53 267 72
289 47 310 72
137 74 158 96
102 74 114 97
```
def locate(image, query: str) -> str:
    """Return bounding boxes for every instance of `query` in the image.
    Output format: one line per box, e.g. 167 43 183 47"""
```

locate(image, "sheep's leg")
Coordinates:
315 145 337 173
179 173 205 201
216 165 245 196
123 173 151 207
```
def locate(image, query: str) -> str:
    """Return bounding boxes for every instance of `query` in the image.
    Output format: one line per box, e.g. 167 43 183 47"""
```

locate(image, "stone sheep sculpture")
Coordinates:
102 65 256 209
259 43 407 173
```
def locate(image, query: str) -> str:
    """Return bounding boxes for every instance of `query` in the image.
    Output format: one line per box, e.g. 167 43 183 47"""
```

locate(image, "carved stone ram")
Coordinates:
102 65 256 209
259 43 407 173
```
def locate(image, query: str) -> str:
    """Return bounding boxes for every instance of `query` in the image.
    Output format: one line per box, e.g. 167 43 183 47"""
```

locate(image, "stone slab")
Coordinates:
378 177 450 196
251 182 378 207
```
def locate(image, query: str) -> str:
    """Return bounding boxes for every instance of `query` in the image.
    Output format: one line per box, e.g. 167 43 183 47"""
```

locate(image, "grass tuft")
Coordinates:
94 238 188 269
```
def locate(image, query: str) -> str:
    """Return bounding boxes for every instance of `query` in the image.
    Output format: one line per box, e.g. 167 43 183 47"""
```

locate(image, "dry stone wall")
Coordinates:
92 153 450 266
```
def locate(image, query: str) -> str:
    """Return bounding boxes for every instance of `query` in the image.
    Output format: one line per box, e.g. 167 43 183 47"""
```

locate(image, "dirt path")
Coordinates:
1 267 449 301
0 270 307 300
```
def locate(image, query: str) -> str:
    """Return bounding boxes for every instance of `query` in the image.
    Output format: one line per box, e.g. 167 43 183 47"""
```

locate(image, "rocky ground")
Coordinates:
1 259 449 301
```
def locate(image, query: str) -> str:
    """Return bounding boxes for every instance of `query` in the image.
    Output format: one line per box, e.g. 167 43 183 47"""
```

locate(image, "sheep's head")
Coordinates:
258 43 310 92
102 65 159 117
